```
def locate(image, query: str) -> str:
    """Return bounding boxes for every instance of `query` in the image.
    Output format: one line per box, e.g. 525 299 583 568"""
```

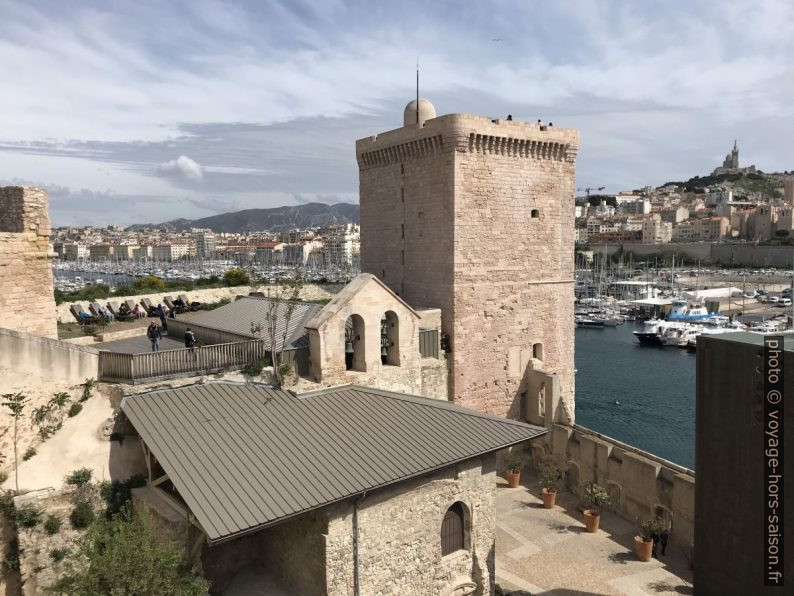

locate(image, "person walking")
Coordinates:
184 327 196 353
147 322 161 352
156 303 168 333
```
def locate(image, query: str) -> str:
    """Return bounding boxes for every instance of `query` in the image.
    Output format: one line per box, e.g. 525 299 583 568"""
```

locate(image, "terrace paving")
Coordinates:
495 472 693 595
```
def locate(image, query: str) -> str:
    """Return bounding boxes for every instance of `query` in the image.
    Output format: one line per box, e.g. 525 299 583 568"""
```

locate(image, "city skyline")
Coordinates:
1 0 793 226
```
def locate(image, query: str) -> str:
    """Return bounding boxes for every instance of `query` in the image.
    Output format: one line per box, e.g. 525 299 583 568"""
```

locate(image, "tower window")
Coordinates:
531 209 540 219
400 163 405 174
401 224 404 239
533 343 543 360
401 188 405 202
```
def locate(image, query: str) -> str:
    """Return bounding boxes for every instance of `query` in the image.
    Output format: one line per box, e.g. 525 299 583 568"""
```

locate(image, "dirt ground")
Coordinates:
0 370 144 493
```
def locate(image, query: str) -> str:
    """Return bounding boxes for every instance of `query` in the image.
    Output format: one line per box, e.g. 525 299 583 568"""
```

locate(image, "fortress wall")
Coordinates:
0 187 58 338
547 423 695 554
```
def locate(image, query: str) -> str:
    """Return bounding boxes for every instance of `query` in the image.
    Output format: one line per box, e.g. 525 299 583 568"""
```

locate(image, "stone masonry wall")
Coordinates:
358 115 578 421
0 187 58 338
547 424 695 554
325 454 497 595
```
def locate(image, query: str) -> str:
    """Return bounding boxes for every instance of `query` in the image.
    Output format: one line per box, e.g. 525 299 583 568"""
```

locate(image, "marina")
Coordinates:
575 323 696 469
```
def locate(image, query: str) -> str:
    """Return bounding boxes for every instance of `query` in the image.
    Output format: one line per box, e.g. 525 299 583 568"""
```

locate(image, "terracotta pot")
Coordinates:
506 470 521 488
541 488 556 509
583 509 600 533
634 535 653 561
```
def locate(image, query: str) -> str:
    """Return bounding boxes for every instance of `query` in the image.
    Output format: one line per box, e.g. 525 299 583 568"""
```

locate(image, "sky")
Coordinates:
1 0 793 227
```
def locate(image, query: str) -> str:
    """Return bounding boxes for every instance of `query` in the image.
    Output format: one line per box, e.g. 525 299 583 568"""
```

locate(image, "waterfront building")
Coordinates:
194 230 216 257
325 223 360 268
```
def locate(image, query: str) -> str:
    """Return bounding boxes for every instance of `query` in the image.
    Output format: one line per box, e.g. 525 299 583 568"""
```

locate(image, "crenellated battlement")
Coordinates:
357 113 579 169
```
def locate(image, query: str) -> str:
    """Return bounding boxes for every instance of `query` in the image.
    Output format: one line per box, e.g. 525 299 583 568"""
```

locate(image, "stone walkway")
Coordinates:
495 475 693 595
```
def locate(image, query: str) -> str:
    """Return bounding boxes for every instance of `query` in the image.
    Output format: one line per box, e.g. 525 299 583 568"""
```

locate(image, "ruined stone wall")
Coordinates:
325 454 497 595
0 187 57 338
358 116 578 420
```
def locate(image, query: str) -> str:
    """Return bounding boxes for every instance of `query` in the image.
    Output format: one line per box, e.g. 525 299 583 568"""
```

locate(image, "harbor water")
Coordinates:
575 323 696 469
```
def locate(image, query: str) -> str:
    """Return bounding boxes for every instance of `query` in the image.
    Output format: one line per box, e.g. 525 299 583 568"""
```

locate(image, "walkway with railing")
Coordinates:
99 340 266 384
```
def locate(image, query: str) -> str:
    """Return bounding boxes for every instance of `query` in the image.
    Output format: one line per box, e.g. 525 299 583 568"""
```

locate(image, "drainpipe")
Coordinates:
353 491 367 596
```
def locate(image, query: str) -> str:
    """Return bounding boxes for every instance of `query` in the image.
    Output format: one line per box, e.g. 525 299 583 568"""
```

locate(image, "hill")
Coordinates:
128 202 359 233
660 171 789 199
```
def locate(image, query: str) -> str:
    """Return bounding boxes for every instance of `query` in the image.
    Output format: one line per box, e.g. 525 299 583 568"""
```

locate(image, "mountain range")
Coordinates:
127 202 359 233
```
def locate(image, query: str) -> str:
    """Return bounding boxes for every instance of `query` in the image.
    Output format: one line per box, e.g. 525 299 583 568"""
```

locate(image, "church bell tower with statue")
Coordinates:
356 99 579 426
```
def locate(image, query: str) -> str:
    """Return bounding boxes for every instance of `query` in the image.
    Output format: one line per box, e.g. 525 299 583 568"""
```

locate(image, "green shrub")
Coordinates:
15 504 43 528
67 403 83 417
3 538 19 573
70 501 95 529
133 276 166 292
584 482 611 515
80 378 96 402
0 471 8 485
241 355 271 377
640 516 664 542
49 506 209 595
22 447 36 461
82 325 97 336
65 468 93 487
49 547 68 562
223 268 251 286
44 514 62 535
51 392 71 407
100 475 147 516
0 490 14 518
201 297 231 311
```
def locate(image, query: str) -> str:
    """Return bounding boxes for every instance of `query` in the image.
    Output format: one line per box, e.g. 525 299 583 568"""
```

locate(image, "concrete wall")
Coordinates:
0 327 98 384
695 334 793 594
326 454 497 596
547 424 695 553
0 186 58 338
358 114 578 422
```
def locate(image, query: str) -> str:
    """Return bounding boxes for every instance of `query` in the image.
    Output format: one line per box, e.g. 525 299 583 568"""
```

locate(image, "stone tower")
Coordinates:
357 101 579 423
0 187 58 338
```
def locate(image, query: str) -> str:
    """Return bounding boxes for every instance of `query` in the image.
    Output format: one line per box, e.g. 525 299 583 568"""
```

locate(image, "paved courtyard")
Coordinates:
495 474 693 595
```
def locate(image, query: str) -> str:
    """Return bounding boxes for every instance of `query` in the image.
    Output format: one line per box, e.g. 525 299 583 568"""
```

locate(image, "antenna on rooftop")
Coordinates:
416 57 420 124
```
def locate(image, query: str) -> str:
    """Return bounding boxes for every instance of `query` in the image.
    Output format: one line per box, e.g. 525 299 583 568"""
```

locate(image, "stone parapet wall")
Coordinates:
56 283 343 323
545 423 694 553
0 327 98 384
0 187 57 338
325 454 497 595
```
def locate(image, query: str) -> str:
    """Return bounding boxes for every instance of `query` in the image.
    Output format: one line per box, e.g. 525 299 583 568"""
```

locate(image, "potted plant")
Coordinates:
539 465 562 509
505 453 522 488
583 482 611 533
635 516 663 561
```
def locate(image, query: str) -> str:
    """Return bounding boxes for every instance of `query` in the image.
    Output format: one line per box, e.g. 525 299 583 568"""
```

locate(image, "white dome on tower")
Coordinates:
403 98 436 127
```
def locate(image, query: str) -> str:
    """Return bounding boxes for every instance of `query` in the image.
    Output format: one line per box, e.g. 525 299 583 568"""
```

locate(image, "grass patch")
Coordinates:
22 447 36 461
44 515 62 535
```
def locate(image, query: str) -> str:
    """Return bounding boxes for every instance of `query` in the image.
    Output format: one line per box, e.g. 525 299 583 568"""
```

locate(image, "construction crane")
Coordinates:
577 186 606 197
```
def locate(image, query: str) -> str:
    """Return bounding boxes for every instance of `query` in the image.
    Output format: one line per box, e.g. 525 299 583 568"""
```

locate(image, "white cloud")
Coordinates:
157 155 204 183
0 0 793 224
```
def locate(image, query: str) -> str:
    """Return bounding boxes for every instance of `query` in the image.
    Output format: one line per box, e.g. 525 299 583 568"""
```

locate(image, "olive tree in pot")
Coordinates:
635 516 663 561
505 453 522 488
539 465 562 509
583 482 611 533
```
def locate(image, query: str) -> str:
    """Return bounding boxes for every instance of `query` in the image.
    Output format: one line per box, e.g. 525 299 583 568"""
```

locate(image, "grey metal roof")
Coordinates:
189 296 320 351
121 382 546 544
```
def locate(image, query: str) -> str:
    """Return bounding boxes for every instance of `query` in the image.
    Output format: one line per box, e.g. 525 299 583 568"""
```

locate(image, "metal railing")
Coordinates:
99 340 266 384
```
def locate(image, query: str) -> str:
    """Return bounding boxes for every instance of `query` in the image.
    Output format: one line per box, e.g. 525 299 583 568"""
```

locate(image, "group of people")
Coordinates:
146 321 197 353
118 302 146 319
